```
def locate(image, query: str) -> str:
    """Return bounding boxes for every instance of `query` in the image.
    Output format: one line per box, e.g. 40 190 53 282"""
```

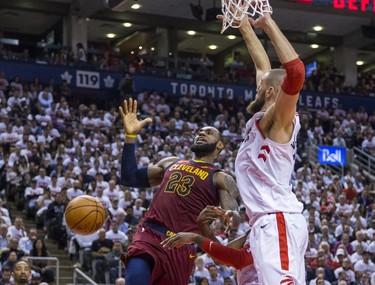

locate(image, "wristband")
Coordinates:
126 134 137 139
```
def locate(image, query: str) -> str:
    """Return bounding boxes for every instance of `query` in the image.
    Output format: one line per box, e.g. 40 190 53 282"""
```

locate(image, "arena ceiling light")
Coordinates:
227 35 236 40
187 30 196 35
310 44 319 49
131 3 141 9
123 22 132 27
356 60 365 66
313 25 323 32
208 45 218 50
106 33 116 38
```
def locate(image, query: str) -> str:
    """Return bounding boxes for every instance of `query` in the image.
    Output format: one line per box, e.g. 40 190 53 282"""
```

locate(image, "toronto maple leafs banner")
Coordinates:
0 60 374 112
0 61 118 92
131 75 374 112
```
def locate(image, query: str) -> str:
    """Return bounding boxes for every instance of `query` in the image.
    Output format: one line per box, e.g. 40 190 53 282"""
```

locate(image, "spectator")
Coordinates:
334 257 356 283
45 192 65 242
71 231 98 272
105 220 126 244
353 251 375 279
194 256 210 282
7 216 26 240
24 179 44 218
207 265 224 285
309 267 331 285
105 241 123 284
18 228 37 255
0 265 12 284
2 250 18 271
66 180 84 201
0 224 8 250
29 239 54 284
91 228 114 282
76 43 87 64
37 86 53 109
0 238 25 264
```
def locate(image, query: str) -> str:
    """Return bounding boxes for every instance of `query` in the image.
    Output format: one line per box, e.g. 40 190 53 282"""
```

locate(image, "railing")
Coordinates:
73 260 122 285
353 147 375 177
73 268 97 285
27 256 59 285
307 144 344 177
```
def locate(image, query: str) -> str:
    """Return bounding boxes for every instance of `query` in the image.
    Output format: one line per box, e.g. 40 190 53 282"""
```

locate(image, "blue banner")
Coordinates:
0 61 121 96
1 61 374 112
318 146 346 166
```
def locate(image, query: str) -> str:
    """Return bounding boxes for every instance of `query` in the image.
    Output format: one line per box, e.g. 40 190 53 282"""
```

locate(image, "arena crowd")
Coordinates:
0 51 374 285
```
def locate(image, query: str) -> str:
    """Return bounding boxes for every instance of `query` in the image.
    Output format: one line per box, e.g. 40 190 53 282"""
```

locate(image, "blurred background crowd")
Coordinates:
0 44 374 285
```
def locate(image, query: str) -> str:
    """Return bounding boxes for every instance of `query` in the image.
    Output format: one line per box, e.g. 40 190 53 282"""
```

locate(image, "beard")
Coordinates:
190 142 217 158
246 92 266 115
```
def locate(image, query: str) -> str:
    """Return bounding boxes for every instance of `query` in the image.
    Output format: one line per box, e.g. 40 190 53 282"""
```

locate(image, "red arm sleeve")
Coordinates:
281 58 305 95
201 238 253 270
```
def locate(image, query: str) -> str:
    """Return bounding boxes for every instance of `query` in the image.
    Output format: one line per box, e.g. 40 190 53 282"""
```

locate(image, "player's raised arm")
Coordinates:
119 98 176 187
218 0 271 86
251 13 305 128
238 14 271 86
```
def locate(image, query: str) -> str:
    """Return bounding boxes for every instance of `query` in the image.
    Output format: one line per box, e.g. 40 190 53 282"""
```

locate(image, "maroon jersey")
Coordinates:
144 159 222 233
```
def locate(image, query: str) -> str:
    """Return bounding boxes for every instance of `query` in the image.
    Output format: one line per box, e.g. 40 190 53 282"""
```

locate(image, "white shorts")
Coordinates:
249 212 308 285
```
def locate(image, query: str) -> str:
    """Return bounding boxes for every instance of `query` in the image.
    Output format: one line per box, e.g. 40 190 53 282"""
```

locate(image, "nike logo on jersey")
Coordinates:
260 223 269 229
189 254 196 259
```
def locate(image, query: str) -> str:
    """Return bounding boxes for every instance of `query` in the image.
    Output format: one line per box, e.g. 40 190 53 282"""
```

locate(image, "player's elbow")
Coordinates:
281 58 305 95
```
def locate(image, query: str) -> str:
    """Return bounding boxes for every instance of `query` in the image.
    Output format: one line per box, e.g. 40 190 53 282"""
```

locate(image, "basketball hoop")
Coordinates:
220 0 273 33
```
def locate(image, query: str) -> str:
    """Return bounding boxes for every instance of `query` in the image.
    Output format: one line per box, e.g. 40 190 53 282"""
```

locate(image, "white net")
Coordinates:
221 0 273 33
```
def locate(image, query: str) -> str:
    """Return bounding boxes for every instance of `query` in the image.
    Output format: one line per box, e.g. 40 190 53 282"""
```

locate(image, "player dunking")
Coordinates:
234 11 308 285
119 98 240 285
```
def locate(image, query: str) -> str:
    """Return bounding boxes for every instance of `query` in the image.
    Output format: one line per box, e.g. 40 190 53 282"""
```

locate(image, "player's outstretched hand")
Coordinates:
119 98 152 135
161 232 200 249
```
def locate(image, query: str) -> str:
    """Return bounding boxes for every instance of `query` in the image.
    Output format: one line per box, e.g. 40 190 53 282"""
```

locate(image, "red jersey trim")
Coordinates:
255 119 266 139
276 213 289 270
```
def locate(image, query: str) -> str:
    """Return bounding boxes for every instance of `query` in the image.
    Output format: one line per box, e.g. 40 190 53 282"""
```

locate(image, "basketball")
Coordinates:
65 195 106 235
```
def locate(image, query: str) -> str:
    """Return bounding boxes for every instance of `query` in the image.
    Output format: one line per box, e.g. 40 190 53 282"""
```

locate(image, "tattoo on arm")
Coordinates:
220 174 239 210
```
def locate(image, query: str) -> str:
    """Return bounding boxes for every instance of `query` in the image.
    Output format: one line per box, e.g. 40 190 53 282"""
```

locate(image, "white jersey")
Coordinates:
235 111 303 224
